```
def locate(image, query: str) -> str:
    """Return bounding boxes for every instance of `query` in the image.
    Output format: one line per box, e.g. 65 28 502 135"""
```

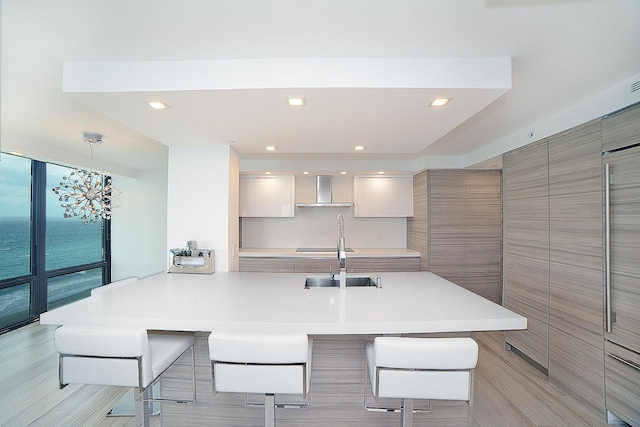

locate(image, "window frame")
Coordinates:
0 157 111 334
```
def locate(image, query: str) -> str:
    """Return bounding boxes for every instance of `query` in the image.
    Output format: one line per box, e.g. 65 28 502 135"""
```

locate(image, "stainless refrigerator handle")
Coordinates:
605 163 612 334
608 353 640 372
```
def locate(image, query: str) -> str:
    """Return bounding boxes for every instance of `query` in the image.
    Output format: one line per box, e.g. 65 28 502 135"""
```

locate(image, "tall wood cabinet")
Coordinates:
602 103 640 427
407 171 428 271
547 120 604 418
503 119 605 421
412 169 503 304
503 140 550 369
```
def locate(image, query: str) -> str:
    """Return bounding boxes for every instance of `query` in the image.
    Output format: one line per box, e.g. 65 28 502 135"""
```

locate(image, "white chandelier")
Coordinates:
52 132 122 224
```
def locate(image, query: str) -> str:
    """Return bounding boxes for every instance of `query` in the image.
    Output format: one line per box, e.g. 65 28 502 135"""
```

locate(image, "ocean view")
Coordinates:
0 216 104 327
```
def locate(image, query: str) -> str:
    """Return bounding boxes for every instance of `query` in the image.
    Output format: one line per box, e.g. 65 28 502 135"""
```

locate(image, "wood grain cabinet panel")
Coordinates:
428 170 503 304
604 340 640 426
407 171 428 271
239 257 295 272
548 120 604 419
602 104 640 426
352 257 419 272
466 170 503 303
294 258 354 273
240 257 417 273
602 102 640 152
503 140 550 369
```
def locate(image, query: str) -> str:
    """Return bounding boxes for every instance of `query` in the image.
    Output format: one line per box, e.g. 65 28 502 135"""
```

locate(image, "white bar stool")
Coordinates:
55 325 196 427
365 336 478 427
208 332 312 427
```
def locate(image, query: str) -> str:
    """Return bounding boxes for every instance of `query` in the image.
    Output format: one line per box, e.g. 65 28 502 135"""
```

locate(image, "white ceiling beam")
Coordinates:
63 58 511 93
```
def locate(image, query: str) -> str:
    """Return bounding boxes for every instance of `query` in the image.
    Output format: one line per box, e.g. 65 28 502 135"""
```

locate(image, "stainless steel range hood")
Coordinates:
295 175 354 208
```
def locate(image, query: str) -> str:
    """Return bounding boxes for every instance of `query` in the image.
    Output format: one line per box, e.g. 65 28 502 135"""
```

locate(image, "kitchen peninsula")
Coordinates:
40 271 526 426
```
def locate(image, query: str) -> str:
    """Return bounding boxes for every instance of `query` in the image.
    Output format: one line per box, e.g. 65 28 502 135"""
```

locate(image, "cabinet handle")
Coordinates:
608 353 640 372
605 163 612 333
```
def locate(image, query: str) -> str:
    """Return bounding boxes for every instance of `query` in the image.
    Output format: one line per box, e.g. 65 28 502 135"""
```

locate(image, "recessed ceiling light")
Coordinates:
354 145 365 151
303 171 309 175
147 100 170 110
341 171 347 175
430 98 451 107
377 171 385 174
266 146 277 151
265 171 272 175
287 97 306 107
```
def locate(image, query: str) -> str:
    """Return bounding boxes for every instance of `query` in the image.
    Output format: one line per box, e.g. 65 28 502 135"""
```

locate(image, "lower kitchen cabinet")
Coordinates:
294 258 354 273
239 257 295 272
240 256 419 273
604 340 640 426
352 257 419 272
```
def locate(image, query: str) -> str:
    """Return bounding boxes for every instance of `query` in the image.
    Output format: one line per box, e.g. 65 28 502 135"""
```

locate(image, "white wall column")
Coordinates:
167 145 239 272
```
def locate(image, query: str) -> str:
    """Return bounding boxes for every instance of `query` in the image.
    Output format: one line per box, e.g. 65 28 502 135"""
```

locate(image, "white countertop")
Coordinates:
240 248 420 258
40 272 526 335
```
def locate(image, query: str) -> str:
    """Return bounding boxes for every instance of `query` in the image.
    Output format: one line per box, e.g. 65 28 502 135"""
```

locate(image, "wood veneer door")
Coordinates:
428 170 502 303
548 120 605 419
604 145 640 353
428 170 467 286
466 170 503 304
503 140 550 369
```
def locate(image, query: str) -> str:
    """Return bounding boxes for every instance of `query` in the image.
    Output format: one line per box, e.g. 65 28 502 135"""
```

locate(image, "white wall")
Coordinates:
463 72 640 167
167 145 239 272
241 207 407 249
110 167 168 280
227 148 240 271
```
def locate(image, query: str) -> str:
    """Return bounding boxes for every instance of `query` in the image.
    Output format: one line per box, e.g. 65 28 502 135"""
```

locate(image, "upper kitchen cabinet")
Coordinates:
239 175 295 217
353 176 413 217
295 175 353 207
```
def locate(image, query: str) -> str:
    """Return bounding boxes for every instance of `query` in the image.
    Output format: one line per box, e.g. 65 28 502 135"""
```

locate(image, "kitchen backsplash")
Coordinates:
241 207 407 248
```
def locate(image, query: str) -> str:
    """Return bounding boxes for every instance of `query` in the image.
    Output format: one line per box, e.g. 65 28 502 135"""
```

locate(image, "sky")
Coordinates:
0 153 87 218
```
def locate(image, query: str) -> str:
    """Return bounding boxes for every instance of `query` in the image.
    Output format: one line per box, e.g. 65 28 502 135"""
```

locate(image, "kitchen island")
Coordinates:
40 271 526 426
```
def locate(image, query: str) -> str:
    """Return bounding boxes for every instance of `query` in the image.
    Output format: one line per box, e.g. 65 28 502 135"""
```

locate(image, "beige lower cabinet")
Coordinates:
238 257 295 272
240 256 419 273
294 258 353 273
352 257 419 272
604 340 640 426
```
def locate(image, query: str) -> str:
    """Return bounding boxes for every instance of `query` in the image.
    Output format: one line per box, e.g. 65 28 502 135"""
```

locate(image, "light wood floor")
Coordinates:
0 322 611 427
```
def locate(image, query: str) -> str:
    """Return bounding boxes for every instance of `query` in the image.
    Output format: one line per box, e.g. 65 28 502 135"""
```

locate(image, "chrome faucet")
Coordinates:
337 214 347 289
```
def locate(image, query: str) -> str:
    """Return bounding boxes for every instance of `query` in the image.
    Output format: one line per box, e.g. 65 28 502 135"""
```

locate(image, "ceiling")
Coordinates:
2 0 639 176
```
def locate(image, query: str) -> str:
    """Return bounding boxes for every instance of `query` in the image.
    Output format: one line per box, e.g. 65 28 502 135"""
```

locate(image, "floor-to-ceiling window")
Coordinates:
0 153 111 333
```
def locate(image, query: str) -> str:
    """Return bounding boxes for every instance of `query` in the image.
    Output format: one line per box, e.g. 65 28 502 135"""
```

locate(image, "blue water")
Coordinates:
0 216 104 327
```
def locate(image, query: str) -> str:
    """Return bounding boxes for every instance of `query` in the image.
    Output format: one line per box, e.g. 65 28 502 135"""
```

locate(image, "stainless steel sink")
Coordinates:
304 275 378 288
